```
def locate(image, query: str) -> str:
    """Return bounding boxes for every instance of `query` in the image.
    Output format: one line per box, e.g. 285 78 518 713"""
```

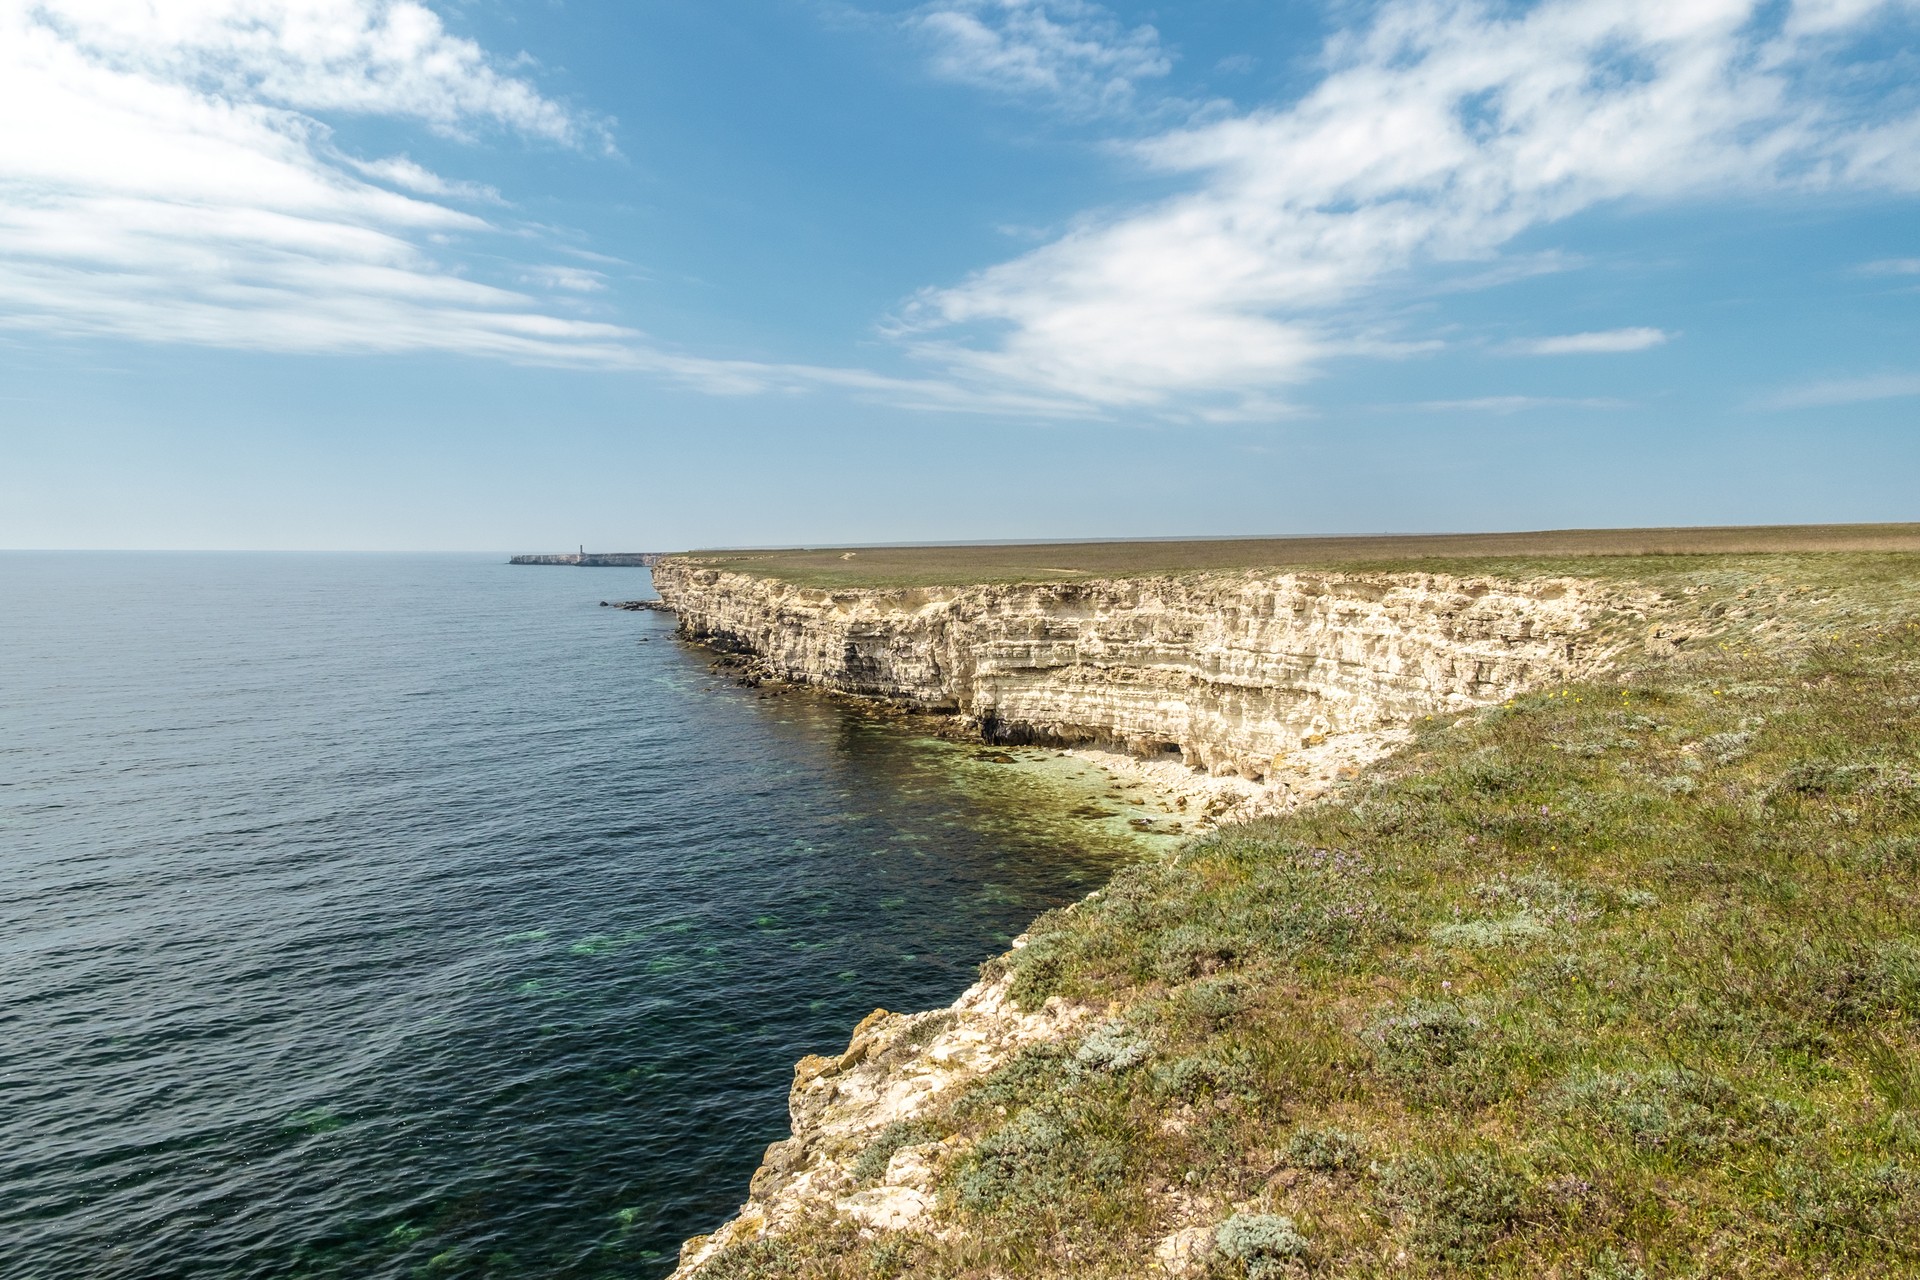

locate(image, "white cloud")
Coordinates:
520 265 609 293
1859 257 1920 274
901 0 1920 412
912 0 1170 115
0 0 1094 414
346 154 502 201
31 0 599 145
0 0 634 364
1514 327 1671 355
1408 395 1633 413
1762 372 1920 408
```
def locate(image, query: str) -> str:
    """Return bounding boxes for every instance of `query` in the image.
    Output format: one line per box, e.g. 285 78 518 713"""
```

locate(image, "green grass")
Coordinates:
693 553 1920 1279
671 524 1920 589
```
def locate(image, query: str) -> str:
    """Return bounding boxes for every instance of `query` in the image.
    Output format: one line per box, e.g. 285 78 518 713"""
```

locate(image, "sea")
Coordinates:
0 553 1159 1279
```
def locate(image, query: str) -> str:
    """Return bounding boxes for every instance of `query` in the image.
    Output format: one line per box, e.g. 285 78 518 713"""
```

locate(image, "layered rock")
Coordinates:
670 960 1089 1278
649 562 1657 779
650 560 1676 1275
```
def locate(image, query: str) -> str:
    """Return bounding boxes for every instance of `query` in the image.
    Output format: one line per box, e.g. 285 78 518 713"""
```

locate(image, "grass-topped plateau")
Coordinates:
690 543 1920 1280
675 523 1920 589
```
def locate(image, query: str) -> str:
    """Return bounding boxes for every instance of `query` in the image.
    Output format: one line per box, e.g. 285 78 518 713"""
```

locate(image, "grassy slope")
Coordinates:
676 524 1920 589
700 552 1920 1280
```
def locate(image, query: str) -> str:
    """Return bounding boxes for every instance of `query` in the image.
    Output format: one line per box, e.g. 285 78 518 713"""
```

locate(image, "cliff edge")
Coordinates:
649 559 1659 1276
649 562 1660 782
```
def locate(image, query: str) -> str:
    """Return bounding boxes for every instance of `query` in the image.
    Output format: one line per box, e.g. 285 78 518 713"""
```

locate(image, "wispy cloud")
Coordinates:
0 0 633 365
911 0 1170 116
1512 328 1670 356
1858 257 1920 275
1406 395 1633 414
0 0 1097 416
900 0 1920 414
1762 373 1920 409
345 154 503 202
520 265 610 293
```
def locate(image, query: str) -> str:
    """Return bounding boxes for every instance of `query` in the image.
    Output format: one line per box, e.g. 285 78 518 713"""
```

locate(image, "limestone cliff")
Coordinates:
649 562 1658 780
648 559 1668 1276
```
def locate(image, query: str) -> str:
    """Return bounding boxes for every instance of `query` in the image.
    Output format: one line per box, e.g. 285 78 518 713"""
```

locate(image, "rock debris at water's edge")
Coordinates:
646 559 1679 1276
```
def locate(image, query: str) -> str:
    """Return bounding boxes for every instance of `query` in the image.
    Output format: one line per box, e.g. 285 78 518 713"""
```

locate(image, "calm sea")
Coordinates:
0 553 1147 1279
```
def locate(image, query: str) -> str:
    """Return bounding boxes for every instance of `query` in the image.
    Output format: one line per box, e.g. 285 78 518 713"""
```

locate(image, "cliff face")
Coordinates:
649 560 1671 1277
649 562 1655 780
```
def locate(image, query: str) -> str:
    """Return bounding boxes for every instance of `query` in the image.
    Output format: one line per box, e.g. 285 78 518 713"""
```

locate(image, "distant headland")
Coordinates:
508 549 666 567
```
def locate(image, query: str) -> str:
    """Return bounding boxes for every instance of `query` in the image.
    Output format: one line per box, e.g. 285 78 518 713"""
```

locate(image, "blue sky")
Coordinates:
1 0 1916 551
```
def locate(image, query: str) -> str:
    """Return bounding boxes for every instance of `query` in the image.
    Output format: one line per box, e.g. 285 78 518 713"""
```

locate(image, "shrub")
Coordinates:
1072 1021 1153 1074
1431 914 1552 949
951 1043 1069 1120
1285 1125 1369 1172
1469 871 1600 924
953 1101 1136 1217
1584 1248 1649 1280
1005 928 1074 1006
1457 755 1526 795
850 1118 941 1185
1769 760 1881 802
1805 939 1920 1026
955 1106 1073 1211
1149 922 1256 981
1556 1067 1795 1160
1179 976 1247 1030
1700 730 1754 765
1151 1045 1258 1103
1212 1213 1309 1277
1381 1149 1533 1262
1369 1000 1506 1110
1771 1158 1920 1252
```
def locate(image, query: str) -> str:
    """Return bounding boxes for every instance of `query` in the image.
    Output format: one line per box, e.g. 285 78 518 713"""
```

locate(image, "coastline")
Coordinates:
644 548 1920 1277
661 717 1430 1279
642 558 1633 1273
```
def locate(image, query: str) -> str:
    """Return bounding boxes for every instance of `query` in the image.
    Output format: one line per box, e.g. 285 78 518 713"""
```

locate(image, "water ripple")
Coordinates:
1 553 1138 1279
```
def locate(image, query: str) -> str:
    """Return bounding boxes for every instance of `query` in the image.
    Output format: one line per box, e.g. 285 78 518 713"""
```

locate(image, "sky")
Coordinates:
1 0 1917 551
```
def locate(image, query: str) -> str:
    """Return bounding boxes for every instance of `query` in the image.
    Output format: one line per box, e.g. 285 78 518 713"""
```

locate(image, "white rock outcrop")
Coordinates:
650 560 1664 1275
651 563 1654 779
669 966 1090 1277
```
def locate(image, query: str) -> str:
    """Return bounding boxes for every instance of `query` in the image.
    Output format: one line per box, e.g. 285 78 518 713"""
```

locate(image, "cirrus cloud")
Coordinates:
1513 328 1671 356
0 0 635 365
899 0 1920 414
911 0 1171 116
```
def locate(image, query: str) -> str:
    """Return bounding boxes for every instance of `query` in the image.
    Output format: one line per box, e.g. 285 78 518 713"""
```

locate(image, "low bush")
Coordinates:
1380 1148 1534 1263
1211 1213 1309 1277
849 1118 942 1185
1285 1125 1369 1172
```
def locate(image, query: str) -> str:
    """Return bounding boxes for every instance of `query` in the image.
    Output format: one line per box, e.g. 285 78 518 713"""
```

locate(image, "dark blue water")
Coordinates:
0 554 1144 1279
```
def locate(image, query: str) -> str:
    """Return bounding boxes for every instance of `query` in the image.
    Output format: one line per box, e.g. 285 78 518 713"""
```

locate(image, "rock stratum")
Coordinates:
649 561 1659 782
647 559 1674 1276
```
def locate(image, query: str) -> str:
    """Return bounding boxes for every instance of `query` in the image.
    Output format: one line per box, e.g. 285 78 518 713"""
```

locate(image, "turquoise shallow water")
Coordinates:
0 554 1141 1279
